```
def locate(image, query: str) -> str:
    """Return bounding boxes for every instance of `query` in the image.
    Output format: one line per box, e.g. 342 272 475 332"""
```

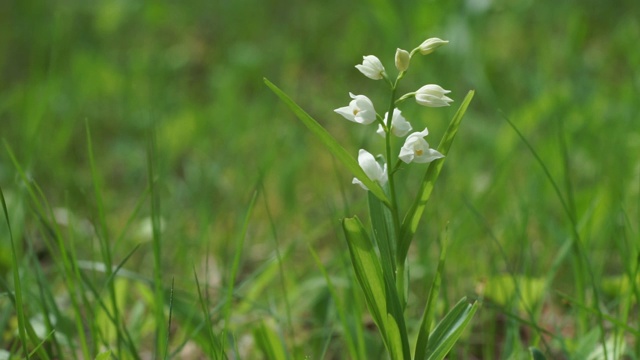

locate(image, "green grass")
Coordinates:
1 0 639 358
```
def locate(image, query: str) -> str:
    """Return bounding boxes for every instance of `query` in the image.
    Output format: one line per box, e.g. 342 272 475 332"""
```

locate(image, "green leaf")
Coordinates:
368 193 410 359
414 238 448 360
341 217 388 341
385 313 405 360
264 78 391 207
425 297 478 360
398 90 474 262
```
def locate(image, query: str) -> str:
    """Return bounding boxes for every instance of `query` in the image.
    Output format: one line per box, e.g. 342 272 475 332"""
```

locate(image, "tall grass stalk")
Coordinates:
147 129 167 358
86 121 123 355
222 190 258 349
503 115 609 357
4 140 91 358
0 186 29 358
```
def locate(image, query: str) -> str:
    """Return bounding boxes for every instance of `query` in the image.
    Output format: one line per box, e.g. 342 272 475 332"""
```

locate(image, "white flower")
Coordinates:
352 149 388 190
417 38 449 55
334 93 377 125
376 108 412 137
399 128 444 164
395 48 410 72
415 84 453 107
355 55 386 80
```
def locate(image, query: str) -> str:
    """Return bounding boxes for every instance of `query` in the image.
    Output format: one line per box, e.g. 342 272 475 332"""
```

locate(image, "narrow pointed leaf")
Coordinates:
265 78 391 207
398 91 474 262
425 297 478 360
342 217 388 339
368 193 411 359
385 313 405 360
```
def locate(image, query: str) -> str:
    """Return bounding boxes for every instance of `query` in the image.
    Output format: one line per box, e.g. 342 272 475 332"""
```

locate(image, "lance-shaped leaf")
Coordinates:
424 297 478 360
368 193 411 359
264 78 391 207
398 90 474 262
341 217 389 348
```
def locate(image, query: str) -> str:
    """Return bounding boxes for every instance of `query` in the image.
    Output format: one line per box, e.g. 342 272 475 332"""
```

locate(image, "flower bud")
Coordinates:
394 48 410 72
417 38 449 55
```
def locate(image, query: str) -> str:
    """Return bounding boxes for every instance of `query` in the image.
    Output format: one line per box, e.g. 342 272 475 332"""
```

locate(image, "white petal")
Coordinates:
413 148 444 163
390 109 412 137
399 146 414 163
358 149 384 181
355 55 385 80
334 106 356 122
352 177 368 191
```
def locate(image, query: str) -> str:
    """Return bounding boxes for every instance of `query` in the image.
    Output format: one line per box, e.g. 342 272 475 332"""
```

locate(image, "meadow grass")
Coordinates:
1 0 639 358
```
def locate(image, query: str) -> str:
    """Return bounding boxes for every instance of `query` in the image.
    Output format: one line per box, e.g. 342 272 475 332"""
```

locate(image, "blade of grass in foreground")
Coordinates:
502 114 607 352
222 190 259 350
4 141 90 358
309 245 365 360
414 235 448 360
147 129 167 358
193 269 223 359
398 90 474 263
264 78 391 208
0 185 29 358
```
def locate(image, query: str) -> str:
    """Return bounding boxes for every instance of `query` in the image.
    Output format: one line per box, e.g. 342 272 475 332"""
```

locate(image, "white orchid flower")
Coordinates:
334 93 377 125
415 84 453 107
399 128 444 164
352 149 388 190
376 108 412 138
355 55 386 80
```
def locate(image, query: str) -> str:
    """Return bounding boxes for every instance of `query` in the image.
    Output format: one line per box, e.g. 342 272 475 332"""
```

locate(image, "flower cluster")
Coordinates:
334 38 451 190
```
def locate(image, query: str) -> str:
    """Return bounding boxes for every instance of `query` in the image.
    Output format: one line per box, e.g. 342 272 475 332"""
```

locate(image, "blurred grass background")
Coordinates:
1 0 639 357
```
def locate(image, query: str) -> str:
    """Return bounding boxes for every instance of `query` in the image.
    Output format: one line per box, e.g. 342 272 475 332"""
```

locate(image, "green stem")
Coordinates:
384 82 405 308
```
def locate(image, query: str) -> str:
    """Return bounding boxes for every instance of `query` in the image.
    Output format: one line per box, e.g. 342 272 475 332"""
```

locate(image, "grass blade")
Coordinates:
309 245 364 359
264 78 391 207
414 236 448 360
0 185 30 358
222 190 259 349
147 128 167 358
253 320 288 360
398 90 474 262
193 269 224 359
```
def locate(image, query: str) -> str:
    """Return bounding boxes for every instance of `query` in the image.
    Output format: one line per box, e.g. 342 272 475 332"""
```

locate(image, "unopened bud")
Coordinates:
395 48 410 72
417 38 449 55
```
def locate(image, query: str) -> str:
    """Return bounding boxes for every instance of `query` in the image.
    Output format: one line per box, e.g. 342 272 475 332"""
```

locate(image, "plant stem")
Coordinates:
384 82 406 307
